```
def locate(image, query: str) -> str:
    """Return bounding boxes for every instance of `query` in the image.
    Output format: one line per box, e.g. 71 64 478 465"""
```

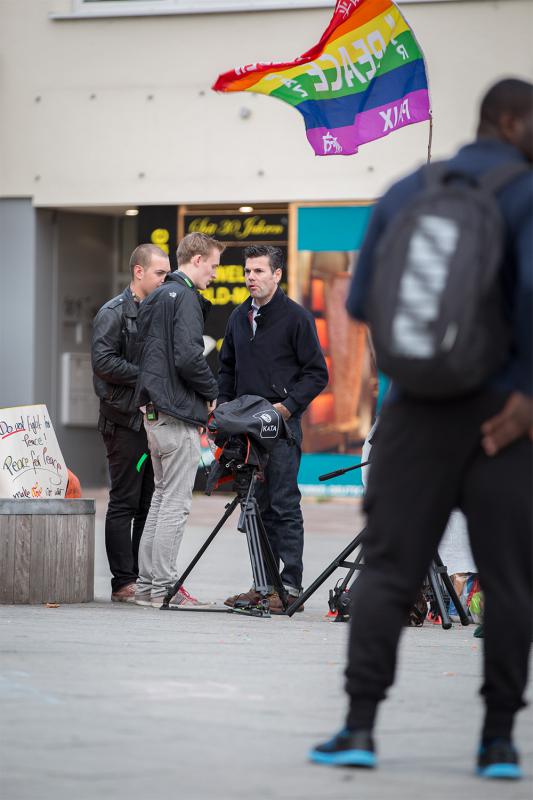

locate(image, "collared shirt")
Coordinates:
248 299 261 336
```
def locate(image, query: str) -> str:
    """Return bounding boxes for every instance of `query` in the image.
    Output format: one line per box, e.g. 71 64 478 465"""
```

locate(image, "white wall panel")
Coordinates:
0 0 531 206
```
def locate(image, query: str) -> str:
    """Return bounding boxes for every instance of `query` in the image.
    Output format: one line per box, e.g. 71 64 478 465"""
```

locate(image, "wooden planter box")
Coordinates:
0 499 95 604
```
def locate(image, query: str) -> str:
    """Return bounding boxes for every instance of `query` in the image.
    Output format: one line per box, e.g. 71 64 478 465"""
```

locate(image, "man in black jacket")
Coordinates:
134 233 223 607
218 245 328 611
92 243 170 602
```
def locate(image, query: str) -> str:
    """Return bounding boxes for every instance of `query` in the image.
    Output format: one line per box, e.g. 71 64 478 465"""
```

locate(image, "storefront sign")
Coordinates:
183 212 288 375
185 213 287 242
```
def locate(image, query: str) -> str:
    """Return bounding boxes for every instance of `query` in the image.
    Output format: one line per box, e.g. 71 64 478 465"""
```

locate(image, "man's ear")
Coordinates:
275 268 283 284
133 264 144 282
498 111 522 147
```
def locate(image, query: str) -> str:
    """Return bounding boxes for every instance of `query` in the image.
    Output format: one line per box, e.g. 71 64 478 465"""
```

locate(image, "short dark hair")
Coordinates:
244 245 284 273
479 78 533 127
129 244 168 278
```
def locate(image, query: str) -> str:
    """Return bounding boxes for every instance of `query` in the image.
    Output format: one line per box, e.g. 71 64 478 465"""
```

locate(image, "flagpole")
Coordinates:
427 116 433 164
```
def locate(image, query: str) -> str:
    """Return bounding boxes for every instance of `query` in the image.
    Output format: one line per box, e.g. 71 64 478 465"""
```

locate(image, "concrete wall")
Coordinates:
0 199 38 406
0 1 531 208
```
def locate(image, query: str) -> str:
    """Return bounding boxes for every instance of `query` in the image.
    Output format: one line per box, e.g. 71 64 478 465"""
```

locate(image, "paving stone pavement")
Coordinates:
0 490 531 800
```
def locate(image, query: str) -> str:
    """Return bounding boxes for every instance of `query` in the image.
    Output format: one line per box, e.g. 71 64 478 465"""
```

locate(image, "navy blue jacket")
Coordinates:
347 140 532 396
218 288 329 416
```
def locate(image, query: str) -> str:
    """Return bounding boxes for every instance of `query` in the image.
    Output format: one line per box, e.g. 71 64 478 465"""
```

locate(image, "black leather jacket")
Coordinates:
91 286 143 431
134 271 219 427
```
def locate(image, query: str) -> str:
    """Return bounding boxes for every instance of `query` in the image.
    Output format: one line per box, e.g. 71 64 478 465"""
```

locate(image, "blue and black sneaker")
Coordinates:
477 738 523 780
309 728 376 768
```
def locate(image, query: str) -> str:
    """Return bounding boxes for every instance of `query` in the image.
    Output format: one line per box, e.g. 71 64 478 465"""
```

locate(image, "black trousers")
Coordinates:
345 390 532 740
254 417 304 592
102 424 154 592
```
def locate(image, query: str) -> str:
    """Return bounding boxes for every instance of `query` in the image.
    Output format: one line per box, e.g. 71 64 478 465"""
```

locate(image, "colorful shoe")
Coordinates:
477 738 522 780
170 586 213 608
111 582 137 603
309 728 376 768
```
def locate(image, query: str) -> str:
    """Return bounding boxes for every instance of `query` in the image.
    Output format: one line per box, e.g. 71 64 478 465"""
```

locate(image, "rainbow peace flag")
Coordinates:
213 0 431 156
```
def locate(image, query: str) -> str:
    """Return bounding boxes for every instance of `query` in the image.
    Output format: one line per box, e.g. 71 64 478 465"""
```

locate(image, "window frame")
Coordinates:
54 0 463 20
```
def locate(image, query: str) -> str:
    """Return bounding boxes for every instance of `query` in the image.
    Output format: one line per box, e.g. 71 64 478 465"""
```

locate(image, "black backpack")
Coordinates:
367 161 529 398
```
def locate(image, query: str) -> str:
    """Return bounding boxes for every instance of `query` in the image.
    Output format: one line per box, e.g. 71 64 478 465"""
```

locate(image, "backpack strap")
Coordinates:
478 162 530 194
422 161 478 188
423 160 530 194
422 161 448 186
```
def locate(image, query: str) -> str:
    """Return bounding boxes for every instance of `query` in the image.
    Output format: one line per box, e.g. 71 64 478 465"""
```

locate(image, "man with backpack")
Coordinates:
309 79 532 779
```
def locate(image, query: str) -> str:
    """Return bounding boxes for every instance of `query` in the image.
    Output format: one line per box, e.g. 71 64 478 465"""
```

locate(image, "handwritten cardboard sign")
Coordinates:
0 405 68 499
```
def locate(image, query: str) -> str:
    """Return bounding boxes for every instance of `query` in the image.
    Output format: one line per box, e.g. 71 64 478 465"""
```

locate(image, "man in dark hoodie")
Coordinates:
218 245 329 611
310 79 532 780
134 233 224 608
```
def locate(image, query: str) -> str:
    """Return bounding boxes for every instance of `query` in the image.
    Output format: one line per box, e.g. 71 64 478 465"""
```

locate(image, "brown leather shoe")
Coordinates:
267 591 304 614
111 582 137 603
224 588 262 608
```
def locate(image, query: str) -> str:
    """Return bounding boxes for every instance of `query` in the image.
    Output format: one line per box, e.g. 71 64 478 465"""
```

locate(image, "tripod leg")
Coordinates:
434 554 470 626
428 562 452 630
286 530 366 617
244 507 270 596
161 495 239 608
253 502 288 608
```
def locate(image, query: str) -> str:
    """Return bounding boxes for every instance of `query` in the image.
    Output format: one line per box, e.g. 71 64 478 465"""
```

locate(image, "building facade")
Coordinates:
0 0 531 486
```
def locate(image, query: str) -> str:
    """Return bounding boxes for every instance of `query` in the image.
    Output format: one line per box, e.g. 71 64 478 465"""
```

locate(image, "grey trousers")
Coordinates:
137 413 201 598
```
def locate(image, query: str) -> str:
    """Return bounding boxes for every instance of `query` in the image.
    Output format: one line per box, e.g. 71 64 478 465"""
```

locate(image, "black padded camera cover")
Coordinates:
205 396 290 494
208 395 289 453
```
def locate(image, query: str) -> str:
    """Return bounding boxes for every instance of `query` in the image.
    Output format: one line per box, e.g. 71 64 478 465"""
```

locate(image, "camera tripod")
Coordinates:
160 464 289 617
286 526 470 628
286 457 471 629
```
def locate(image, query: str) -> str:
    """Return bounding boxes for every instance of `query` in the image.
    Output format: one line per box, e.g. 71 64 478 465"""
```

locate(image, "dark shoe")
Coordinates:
111 582 137 603
267 591 304 614
224 588 261 608
477 738 522 780
309 728 376 768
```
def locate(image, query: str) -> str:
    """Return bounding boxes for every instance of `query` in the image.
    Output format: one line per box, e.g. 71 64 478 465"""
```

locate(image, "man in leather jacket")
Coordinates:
133 233 223 608
92 244 170 602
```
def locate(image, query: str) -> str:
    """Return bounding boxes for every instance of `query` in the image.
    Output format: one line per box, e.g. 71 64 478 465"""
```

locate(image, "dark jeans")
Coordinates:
345 391 532 741
254 416 304 593
102 424 154 592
